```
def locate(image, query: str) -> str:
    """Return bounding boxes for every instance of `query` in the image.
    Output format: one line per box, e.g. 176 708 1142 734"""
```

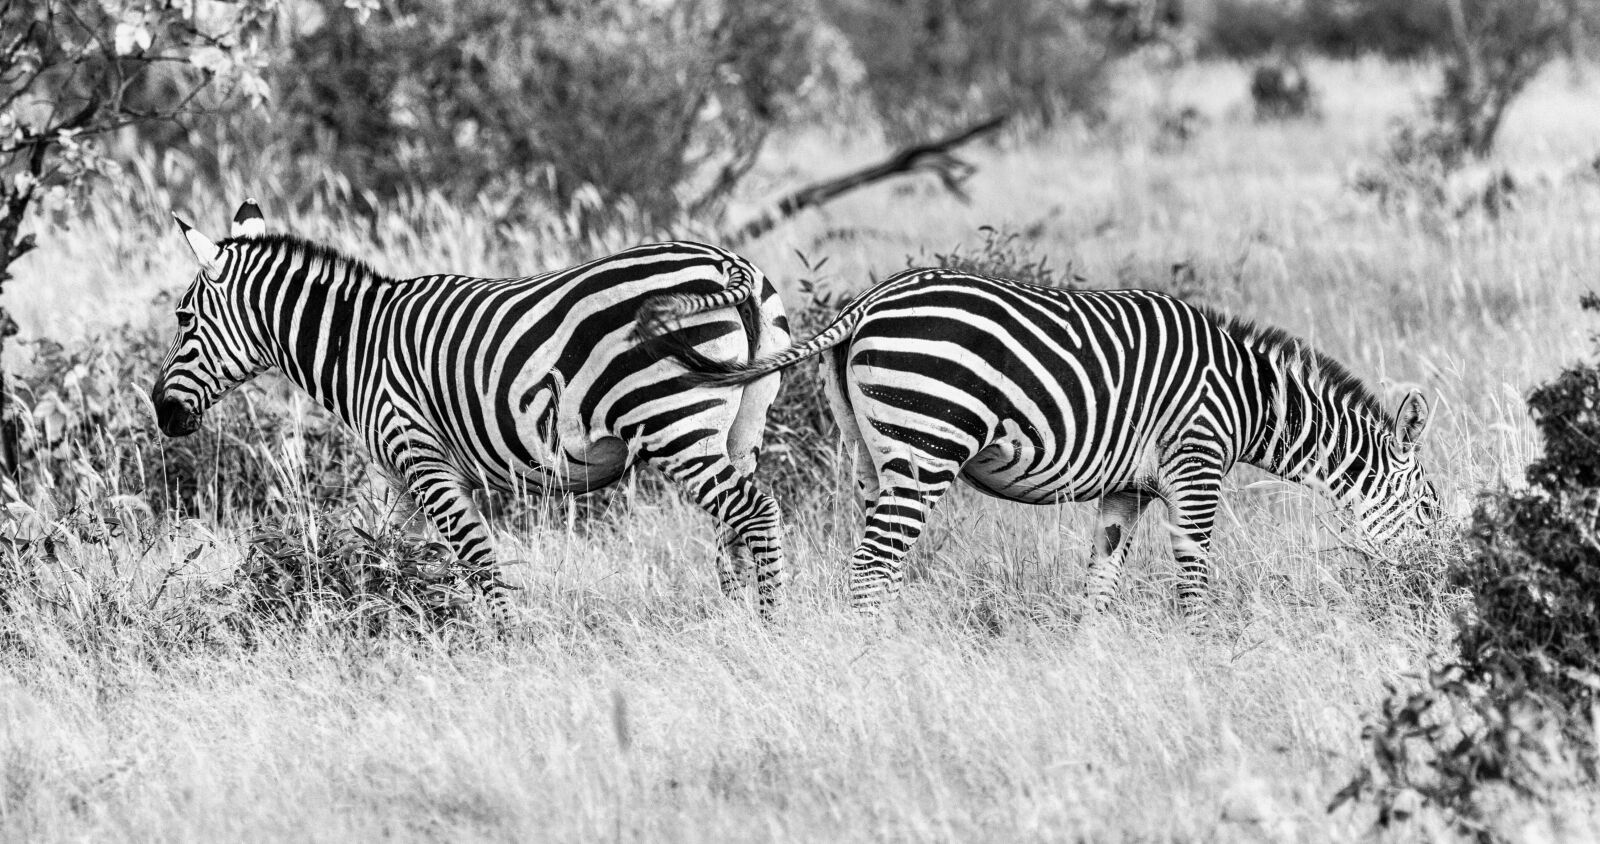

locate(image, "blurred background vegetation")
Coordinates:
5 1 1596 243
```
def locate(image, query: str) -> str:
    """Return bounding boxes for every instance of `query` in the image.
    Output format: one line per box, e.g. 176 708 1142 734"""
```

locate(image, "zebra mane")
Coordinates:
1201 307 1392 427
217 233 396 284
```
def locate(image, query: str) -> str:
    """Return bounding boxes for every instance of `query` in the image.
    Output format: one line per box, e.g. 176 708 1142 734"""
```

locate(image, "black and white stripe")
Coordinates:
642 267 1439 620
153 201 791 614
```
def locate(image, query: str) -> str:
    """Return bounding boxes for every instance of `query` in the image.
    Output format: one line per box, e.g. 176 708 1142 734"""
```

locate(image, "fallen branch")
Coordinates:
723 113 1009 247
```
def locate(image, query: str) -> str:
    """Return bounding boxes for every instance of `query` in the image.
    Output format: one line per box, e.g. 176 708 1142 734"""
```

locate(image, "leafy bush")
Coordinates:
1250 60 1317 121
821 0 1114 140
9 299 370 520
929 225 1080 289
1335 295 1600 837
1202 0 1454 59
227 0 828 227
228 508 477 634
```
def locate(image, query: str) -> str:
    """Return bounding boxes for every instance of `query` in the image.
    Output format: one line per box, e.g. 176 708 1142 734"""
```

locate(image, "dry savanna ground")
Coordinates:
5 59 1600 841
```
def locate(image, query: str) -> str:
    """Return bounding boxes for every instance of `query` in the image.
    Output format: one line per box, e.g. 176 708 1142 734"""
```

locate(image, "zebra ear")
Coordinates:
231 198 266 239
173 213 223 279
1395 390 1430 449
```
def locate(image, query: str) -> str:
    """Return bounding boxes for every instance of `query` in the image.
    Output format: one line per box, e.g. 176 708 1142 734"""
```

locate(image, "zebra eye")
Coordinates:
176 310 196 328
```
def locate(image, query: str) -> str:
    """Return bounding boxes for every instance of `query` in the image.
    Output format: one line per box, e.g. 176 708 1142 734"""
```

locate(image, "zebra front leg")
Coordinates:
1085 491 1153 613
848 457 959 613
1158 454 1226 625
653 454 787 619
399 459 511 602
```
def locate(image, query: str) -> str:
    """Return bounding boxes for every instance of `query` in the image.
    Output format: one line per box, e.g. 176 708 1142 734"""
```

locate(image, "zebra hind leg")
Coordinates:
1085 491 1153 613
847 455 960 614
718 536 756 598
653 454 787 619
820 352 879 513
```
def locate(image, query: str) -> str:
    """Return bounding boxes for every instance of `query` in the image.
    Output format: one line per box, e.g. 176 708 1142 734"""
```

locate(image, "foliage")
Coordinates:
1352 0 1594 216
1 0 281 479
1430 0 1583 160
1250 60 1317 121
1335 295 1600 838
1202 0 1456 59
820 0 1115 141
228 507 476 634
241 0 828 227
9 298 370 520
929 225 1080 289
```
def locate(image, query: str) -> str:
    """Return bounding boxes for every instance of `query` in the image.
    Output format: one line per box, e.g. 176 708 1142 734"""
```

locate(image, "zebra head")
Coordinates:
1355 391 1441 541
150 201 271 437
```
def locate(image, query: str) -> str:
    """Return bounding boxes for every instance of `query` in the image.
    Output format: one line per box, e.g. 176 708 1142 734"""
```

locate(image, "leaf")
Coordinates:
114 20 153 56
189 46 232 75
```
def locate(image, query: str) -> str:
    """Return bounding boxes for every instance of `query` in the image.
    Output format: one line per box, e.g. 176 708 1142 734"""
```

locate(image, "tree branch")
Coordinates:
722 113 1009 247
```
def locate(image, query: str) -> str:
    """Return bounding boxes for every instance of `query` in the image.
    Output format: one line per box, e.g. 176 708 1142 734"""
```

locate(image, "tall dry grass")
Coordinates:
4 58 1600 840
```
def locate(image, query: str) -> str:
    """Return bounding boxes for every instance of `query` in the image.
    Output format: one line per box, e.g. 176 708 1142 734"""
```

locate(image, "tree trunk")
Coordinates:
0 187 37 485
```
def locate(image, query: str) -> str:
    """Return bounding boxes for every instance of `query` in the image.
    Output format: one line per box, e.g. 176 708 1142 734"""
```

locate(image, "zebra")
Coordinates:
152 200 791 615
639 267 1440 620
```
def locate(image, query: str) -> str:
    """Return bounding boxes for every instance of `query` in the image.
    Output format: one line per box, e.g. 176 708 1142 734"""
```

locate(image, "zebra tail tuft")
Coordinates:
633 295 693 345
637 324 754 387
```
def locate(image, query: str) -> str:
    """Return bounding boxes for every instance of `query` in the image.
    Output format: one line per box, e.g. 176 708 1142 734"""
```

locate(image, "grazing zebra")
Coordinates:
152 201 791 614
640 268 1440 620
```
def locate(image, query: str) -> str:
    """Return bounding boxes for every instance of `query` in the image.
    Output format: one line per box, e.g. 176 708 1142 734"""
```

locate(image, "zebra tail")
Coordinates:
646 304 864 388
635 261 758 341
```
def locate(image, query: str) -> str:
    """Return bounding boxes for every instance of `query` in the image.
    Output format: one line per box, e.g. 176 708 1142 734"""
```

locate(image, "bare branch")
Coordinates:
723 113 1009 247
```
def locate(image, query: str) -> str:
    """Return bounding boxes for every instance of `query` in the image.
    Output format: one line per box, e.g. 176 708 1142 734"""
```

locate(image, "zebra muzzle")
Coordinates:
154 394 202 437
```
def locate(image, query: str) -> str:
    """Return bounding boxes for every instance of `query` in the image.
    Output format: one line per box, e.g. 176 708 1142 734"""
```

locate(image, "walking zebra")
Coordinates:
152 201 791 614
640 268 1440 620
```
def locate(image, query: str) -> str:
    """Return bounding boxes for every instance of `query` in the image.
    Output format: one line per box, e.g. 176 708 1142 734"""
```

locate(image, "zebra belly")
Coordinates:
481 435 630 495
961 437 1158 505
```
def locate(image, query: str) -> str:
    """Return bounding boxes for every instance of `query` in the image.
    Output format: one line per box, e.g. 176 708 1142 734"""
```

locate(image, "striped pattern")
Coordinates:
645 268 1439 621
153 207 791 615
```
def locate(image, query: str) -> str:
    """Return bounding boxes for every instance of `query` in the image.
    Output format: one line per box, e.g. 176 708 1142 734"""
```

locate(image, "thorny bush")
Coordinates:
1335 294 1600 840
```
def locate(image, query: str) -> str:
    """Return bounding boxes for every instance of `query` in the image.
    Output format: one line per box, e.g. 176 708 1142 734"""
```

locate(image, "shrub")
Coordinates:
1335 294 1600 836
929 225 1080 289
820 0 1114 141
1250 60 1317 121
237 0 829 228
1202 0 1455 59
227 507 477 634
9 298 370 520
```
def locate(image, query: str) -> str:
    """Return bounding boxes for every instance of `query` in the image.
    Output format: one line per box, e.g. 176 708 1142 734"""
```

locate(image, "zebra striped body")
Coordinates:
644 268 1438 620
154 204 791 613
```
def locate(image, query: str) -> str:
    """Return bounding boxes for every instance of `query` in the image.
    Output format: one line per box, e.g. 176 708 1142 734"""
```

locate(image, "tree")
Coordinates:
0 0 280 482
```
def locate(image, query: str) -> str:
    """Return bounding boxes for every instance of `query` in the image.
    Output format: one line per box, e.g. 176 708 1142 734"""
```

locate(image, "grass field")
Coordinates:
5 58 1600 841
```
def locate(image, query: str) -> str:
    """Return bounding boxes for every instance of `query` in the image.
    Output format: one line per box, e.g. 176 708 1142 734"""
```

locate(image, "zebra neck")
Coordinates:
1243 369 1379 507
248 251 388 421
